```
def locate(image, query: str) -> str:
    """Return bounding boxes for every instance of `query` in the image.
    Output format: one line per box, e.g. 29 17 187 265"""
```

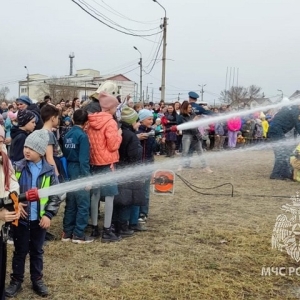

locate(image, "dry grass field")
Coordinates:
6 148 300 300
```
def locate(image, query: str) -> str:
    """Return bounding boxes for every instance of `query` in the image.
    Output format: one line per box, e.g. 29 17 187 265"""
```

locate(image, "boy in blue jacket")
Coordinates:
6 129 62 298
62 109 93 244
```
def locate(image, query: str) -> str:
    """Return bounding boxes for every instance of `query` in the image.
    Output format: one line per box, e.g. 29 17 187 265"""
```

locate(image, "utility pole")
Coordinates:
153 0 167 103
134 46 143 103
24 66 29 96
178 93 180 101
69 52 75 76
198 84 206 102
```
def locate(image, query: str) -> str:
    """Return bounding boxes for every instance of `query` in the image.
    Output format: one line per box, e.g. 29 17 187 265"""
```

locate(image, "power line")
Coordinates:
143 38 163 74
79 0 160 32
72 0 162 37
95 0 161 24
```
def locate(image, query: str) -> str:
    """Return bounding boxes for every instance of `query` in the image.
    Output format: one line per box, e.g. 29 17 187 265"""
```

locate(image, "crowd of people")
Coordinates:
1 88 300 298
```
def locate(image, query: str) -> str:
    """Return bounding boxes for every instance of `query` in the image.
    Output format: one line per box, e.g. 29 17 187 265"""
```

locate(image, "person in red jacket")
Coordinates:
87 92 122 242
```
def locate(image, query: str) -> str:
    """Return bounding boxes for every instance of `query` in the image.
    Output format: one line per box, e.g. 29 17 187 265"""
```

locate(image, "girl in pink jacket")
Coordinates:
227 116 241 149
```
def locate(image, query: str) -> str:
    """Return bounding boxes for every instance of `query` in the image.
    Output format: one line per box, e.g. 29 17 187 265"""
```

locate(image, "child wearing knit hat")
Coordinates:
10 110 36 163
112 107 145 236
87 91 122 242
129 108 155 231
6 129 62 298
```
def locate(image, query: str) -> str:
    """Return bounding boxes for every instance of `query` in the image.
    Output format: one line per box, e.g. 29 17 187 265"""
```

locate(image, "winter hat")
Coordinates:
138 109 153 121
24 129 49 156
17 109 35 127
98 92 119 111
64 116 72 123
8 111 17 120
16 95 32 106
121 107 138 125
0 126 4 138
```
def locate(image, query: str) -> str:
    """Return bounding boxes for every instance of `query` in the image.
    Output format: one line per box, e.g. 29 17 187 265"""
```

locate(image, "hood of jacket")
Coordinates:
88 112 114 130
11 126 28 139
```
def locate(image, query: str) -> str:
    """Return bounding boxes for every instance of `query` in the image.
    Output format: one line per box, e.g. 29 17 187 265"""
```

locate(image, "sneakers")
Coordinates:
129 223 148 231
139 214 147 222
91 225 101 238
5 280 22 298
61 232 72 242
45 232 55 241
101 227 122 243
72 235 94 244
32 279 48 297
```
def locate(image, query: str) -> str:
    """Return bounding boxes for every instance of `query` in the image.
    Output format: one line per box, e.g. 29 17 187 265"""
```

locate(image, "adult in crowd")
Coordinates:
268 105 300 180
16 96 43 129
188 91 210 115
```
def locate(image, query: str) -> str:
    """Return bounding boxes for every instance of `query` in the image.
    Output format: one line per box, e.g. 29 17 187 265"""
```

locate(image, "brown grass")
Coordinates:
6 149 300 300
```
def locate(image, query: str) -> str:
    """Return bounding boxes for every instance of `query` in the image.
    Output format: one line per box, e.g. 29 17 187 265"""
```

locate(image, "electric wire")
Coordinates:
72 0 162 37
94 0 161 24
78 0 160 32
143 37 163 74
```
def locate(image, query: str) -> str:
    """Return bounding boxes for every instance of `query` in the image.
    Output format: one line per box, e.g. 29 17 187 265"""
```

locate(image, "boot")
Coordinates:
5 280 22 298
90 225 100 237
101 227 122 243
32 279 48 297
119 222 134 237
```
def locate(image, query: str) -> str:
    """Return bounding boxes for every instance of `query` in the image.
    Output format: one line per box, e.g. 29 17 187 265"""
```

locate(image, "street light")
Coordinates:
198 84 206 102
277 89 283 100
24 66 29 96
153 0 167 103
134 46 143 103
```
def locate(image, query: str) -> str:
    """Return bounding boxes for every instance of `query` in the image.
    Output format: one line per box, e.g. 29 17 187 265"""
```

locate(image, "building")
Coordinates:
18 69 136 103
289 90 300 101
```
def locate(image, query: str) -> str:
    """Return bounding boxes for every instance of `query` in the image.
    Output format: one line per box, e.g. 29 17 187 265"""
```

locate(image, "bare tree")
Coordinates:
0 86 10 101
36 77 79 103
220 85 262 106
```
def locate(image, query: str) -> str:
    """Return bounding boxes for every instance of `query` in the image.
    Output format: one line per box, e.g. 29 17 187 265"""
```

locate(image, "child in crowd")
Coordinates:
87 92 122 242
59 116 72 146
0 127 20 300
10 110 36 163
130 109 156 230
113 107 144 237
214 120 226 151
236 131 246 147
41 105 64 180
62 110 93 244
153 118 163 155
6 130 62 298
162 104 178 157
261 116 269 138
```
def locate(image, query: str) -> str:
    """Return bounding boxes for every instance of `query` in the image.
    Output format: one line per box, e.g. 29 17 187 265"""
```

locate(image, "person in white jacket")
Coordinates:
0 126 20 300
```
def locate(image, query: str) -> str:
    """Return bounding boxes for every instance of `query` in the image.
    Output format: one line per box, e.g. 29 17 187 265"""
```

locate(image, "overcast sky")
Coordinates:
1 0 299 104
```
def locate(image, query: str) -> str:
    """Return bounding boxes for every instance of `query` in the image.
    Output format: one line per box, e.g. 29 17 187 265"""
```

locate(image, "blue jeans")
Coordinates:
63 162 90 237
11 221 46 283
130 178 151 225
182 134 206 168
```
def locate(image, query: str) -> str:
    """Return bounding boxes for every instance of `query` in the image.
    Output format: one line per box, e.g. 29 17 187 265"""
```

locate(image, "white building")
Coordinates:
18 69 136 102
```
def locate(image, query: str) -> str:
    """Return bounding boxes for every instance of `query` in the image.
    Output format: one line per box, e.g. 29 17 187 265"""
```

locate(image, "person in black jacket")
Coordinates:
268 105 300 180
9 110 36 163
113 107 145 236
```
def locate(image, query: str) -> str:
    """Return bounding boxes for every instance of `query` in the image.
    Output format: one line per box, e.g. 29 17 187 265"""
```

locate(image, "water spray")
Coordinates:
17 97 300 201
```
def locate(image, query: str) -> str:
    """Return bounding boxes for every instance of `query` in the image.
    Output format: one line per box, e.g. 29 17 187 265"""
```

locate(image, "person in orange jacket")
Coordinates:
87 92 122 242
